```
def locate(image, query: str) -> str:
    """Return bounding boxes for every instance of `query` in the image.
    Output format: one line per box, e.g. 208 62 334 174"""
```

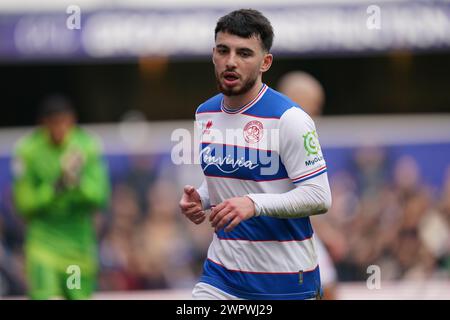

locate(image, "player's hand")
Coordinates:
60 149 84 188
179 185 205 225
210 196 256 232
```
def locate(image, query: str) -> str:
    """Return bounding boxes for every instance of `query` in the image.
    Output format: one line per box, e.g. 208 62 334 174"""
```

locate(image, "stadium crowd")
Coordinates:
1 146 450 297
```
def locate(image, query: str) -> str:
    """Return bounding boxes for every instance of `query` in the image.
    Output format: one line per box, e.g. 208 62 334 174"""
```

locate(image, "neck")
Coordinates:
223 80 263 110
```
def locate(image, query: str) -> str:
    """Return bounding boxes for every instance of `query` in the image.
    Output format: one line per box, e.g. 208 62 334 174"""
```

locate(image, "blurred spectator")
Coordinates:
336 154 448 282
132 179 197 289
98 167 202 292
277 71 324 117
353 145 388 199
0 176 26 297
98 183 141 291
124 155 159 217
0 215 26 296
11 94 110 299
420 165 450 277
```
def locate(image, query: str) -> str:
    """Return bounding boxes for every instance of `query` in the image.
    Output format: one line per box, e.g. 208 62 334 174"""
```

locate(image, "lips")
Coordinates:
222 71 240 87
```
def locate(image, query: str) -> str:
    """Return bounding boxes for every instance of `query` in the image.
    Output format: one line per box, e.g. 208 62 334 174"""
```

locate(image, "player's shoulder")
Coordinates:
264 88 316 128
281 104 314 122
244 86 307 119
14 129 45 157
196 93 223 115
279 106 316 133
73 127 103 152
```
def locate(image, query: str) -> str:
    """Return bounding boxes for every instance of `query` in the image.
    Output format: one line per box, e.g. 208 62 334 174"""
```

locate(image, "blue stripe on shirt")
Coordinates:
216 216 314 242
200 142 289 181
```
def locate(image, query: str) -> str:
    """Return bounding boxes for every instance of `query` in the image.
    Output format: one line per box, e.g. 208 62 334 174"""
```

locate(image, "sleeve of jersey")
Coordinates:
246 107 331 218
12 147 55 217
195 105 211 210
279 107 328 184
247 173 331 218
197 180 211 210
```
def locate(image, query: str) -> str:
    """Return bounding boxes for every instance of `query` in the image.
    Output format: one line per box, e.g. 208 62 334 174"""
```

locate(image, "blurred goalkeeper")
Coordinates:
12 95 110 299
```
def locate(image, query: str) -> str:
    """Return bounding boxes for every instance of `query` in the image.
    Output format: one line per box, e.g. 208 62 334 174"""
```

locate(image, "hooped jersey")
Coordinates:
195 84 328 300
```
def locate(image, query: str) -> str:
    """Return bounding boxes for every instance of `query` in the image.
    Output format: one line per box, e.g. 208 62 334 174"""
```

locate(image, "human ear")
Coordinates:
261 53 273 72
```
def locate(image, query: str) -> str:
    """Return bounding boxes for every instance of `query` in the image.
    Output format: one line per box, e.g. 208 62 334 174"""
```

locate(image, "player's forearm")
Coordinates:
246 173 332 219
13 180 55 216
76 163 110 208
197 180 211 210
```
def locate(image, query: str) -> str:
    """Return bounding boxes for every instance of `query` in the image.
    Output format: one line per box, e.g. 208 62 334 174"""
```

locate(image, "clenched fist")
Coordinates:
179 185 206 225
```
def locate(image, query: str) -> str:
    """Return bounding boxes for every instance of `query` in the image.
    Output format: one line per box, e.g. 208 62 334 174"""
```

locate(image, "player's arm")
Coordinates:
73 138 110 208
193 109 211 211
247 173 331 218
247 107 331 218
211 174 331 231
12 146 55 218
210 107 331 231
181 110 212 224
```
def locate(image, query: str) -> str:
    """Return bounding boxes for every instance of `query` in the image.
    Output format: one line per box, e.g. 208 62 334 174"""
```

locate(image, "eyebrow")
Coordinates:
216 44 255 54
216 44 229 50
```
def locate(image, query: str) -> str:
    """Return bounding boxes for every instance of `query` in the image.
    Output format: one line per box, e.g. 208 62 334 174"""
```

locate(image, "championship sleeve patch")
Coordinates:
302 130 321 156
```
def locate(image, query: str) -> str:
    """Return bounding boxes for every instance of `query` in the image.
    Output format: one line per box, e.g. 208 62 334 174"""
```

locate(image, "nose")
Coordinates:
225 52 237 69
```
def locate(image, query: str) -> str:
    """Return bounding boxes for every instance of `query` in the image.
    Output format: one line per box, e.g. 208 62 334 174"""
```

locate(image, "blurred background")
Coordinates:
1 0 450 299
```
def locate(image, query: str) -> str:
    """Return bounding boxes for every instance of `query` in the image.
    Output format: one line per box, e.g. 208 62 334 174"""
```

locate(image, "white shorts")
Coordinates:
192 282 317 300
192 282 243 300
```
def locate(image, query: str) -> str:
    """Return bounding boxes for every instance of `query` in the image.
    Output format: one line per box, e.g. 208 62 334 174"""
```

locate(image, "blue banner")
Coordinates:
1 1 450 61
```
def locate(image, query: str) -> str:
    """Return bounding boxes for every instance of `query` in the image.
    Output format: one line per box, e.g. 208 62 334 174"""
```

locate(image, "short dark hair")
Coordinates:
215 9 274 52
38 94 75 119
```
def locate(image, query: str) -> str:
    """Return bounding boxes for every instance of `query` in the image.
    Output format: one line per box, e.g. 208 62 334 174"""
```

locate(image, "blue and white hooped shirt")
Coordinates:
195 84 327 300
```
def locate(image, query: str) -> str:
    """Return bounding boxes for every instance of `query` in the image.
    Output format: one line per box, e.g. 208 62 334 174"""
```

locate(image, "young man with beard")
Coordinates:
179 9 332 300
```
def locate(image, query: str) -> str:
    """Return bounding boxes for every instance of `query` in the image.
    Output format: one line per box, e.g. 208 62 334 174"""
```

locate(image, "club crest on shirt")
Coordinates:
243 120 263 144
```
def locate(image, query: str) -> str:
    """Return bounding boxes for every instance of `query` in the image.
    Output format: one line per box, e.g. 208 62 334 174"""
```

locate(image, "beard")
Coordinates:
215 70 258 97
